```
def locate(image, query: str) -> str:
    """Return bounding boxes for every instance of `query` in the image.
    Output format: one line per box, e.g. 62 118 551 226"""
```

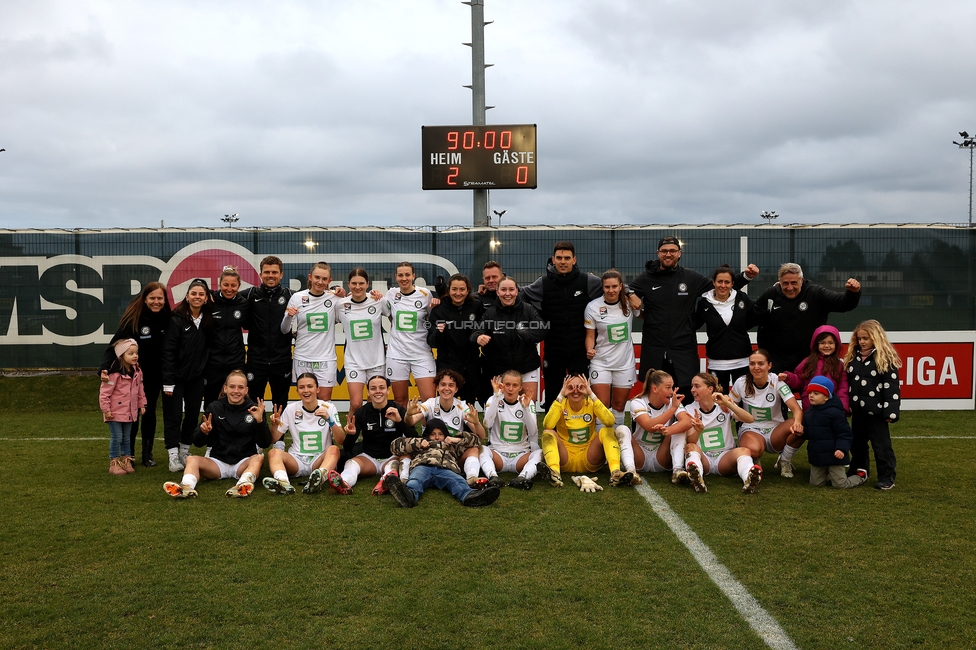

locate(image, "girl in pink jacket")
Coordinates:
100 339 147 475
778 324 850 412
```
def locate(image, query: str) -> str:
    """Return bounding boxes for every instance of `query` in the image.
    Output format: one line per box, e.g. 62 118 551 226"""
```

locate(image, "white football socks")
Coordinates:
615 425 636 472
670 433 687 469
479 446 497 477
521 450 543 478
736 455 753 483
340 460 361 487
780 444 800 463
463 456 481 480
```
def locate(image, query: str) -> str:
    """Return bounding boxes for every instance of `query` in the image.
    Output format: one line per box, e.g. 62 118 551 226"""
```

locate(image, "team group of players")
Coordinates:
152 240 862 503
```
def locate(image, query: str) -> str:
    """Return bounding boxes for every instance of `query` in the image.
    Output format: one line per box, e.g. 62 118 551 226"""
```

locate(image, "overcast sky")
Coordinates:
2 0 975 230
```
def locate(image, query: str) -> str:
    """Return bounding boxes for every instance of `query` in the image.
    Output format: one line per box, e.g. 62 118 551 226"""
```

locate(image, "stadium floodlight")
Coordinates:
952 132 976 227
221 213 239 227
759 210 779 224
492 209 507 227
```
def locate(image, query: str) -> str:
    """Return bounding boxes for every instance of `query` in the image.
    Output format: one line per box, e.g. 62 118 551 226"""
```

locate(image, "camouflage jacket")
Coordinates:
390 431 481 475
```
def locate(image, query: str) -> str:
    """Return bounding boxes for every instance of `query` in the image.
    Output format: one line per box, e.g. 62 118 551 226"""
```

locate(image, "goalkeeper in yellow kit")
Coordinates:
536 374 634 490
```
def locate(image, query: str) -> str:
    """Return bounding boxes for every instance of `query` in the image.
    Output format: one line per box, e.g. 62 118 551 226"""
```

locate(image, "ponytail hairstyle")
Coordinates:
711 264 736 287
219 265 241 286
307 262 332 291
348 267 369 283
639 368 672 399
843 319 901 374
693 372 722 395
217 368 249 400
601 269 628 316
744 349 773 398
173 278 214 329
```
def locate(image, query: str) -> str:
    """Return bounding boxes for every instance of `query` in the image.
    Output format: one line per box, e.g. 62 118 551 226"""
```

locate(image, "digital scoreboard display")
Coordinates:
422 124 537 190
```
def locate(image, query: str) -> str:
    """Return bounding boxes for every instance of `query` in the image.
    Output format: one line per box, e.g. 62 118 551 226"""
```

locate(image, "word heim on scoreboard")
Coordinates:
421 124 537 190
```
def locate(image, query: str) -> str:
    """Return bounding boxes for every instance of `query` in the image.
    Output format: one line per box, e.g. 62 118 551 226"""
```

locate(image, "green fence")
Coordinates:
1 224 972 368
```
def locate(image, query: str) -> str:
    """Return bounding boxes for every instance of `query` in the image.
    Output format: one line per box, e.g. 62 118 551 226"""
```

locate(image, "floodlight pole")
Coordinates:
967 144 974 228
953 133 976 227
464 0 492 227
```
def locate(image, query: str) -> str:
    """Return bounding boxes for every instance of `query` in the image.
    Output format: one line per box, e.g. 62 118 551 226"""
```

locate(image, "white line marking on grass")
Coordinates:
891 436 976 439
636 483 798 650
0 437 112 441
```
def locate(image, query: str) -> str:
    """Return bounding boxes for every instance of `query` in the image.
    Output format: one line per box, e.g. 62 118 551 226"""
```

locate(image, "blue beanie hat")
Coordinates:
806 375 835 399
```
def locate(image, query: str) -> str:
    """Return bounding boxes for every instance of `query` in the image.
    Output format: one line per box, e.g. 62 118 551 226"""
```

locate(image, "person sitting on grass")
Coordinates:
382 419 500 508
802 375 867 489
404 368 486 485
163 370 270 499
481 370 543 490
335 375 416 496
681 372 760 494
535 374 634 491
261 372 345 496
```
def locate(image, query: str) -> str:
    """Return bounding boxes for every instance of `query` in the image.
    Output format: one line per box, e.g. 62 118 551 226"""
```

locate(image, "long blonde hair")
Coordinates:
843 320 901 374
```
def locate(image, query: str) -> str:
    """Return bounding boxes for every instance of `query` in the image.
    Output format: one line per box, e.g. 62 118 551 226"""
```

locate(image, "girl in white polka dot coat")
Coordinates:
843 320 901 490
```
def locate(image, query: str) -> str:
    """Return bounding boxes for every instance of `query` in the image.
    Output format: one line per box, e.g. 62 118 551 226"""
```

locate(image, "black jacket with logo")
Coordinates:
694 290 757 364
427 298 485 373
472 297 547 375
521 261 602 360
209 291 249 369
241 284 294 367
630 260 749 386
350 401 416 459
753 281 860 373
161 311 211 385
193 396 272 464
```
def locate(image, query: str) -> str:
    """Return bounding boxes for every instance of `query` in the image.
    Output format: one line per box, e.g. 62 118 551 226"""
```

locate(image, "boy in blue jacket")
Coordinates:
802 376 866 489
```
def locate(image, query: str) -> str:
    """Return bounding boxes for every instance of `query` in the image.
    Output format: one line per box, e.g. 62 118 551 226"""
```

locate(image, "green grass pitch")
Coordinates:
1 376 974 649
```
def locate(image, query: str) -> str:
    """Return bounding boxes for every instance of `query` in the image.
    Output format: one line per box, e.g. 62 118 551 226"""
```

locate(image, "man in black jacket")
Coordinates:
630 237 758 401
241 256 294 414
477 261 505 310
754 262 861 373
521 242 640 409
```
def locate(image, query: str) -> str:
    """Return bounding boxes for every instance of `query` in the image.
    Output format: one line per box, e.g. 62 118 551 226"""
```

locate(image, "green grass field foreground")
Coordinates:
1 376 974 649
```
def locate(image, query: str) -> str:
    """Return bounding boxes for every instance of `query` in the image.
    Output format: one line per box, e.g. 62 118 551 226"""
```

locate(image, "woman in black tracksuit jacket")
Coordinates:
694 264 758 392
472 277 547 402
205 267 250 407
99 281 171 467
427 273 485 404
161 278 214 471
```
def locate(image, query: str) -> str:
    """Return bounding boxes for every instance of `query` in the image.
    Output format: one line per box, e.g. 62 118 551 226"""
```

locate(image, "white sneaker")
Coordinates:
775 455 794 478
178 447 190 467
168 453 184 473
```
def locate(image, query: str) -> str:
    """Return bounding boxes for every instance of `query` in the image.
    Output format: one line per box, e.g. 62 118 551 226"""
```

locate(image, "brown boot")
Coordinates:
122 456 136 474
109 458 127 476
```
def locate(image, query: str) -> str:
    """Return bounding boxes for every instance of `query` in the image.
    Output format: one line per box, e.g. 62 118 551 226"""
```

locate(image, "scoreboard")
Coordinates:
421 124 537 190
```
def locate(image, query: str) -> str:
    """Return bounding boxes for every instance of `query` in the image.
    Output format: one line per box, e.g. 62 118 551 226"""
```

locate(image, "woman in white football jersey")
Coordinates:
281 262 339 401
730 349 804 475
681 373 762 494
481 370 542 489
337 267 386 415
383 262 436 406
584 269 640 426
262 373 347 496
404 368 486 484
627 368 696 485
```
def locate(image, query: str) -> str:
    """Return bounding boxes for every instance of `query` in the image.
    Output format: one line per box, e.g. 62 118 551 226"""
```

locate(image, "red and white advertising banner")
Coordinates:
631 332 975 410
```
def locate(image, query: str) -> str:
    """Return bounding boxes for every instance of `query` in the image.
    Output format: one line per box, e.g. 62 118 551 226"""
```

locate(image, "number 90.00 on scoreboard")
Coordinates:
421 124 537 190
